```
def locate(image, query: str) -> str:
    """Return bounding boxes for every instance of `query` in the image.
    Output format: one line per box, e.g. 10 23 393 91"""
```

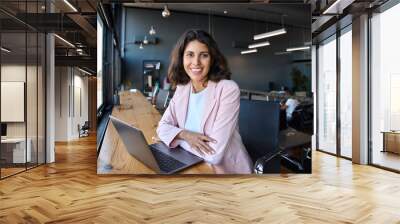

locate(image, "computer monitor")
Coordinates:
1 123 7 137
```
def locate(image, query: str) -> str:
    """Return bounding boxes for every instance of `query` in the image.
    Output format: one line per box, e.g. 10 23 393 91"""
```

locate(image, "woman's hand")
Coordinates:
178 130 217 156
152 135 161 143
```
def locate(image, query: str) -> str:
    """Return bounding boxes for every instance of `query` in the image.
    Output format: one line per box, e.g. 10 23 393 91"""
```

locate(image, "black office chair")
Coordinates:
289 103 313 134
150 85 160 105
155 89 170 113
78 121 90 138
279 108 288 130
239 99 281 173
239 99 312 174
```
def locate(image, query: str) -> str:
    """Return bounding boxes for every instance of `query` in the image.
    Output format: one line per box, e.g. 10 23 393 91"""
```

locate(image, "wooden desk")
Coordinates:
97 90 215 174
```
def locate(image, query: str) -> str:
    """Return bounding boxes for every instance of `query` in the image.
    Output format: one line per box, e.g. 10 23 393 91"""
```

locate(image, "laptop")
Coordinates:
109 116 203 174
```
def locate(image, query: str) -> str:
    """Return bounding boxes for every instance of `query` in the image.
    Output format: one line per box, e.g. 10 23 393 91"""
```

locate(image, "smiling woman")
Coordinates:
156 30 253 174
183 40 211 93
98 3 313 175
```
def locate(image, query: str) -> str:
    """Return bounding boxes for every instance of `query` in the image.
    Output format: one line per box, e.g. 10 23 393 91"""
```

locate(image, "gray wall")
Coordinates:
122 7 311 91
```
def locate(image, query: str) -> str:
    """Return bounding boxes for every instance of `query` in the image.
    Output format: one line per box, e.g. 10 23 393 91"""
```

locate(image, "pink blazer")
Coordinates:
156 80 253 174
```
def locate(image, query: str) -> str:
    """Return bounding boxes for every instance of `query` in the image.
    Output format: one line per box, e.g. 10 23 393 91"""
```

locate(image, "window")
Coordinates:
339 27 352 158
370 2 400 171
317 35 337 154
97 15 104 110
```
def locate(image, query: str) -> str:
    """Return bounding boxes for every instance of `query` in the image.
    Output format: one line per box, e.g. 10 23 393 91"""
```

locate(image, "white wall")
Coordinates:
55 67 69 141
1 65 38 137
1 65 26 138
54 66 89 141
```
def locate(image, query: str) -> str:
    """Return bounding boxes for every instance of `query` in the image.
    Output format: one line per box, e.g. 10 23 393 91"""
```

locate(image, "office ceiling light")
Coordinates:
162 5 170 18
248 41 270 49
78 67 93 76
241 49 257 55
76 48 85 55
254 14 287 40
322 0 354 15
286 46 310 52
253 28 287 40
63 0 78 12
143 36 149 44
274 51 291 55
1 47 11 53
323 0 342 14
223 10 228 14
54 34 75 48
149 26 156 35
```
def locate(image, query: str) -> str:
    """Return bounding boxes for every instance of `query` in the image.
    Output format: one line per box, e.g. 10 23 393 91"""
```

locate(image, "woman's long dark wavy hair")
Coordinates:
168 29 231 88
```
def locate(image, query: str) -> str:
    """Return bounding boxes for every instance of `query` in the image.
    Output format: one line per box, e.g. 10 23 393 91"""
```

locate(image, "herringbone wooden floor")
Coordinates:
1 135 400 223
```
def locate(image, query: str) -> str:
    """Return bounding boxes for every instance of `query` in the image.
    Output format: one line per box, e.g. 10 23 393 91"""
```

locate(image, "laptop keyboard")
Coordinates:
149 147 186 173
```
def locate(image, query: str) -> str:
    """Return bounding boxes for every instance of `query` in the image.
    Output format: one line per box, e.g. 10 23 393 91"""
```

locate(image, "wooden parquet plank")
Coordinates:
1 135 400 223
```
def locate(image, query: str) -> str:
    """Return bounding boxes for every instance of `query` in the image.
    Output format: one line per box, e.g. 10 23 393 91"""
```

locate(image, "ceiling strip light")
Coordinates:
1 47 11 53
253 28 287 40
241 49 257 55
286 46 310 52
322 0 350 15
78 68 93 76
63 0 78 12
54 34 75 48
248 41 270 49
274 51 291 55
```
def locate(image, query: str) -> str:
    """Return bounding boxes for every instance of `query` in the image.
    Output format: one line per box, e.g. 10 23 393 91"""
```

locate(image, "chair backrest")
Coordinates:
289 103 313 134
82 121 90 129
151 85 160 105
239 99 281 163
155 89 170 110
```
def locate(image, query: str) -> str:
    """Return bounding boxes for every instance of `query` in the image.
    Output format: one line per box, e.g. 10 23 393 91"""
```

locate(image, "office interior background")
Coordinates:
1 0 399 176
0 0 97 179
0 0 400 222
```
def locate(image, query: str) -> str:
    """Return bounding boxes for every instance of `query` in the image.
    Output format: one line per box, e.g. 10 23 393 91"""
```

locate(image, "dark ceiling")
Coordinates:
0 0 97 72
124 3 311 29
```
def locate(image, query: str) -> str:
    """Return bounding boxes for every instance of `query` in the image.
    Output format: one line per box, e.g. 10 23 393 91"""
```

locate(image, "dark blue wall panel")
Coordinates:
122 7 311 91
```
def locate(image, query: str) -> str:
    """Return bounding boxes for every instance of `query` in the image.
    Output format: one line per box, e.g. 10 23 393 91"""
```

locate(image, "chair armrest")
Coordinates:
253 148 283 174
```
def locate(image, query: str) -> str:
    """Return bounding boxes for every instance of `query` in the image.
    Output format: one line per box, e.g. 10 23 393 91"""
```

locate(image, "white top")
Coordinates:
184 86 208 133
285 98 299 120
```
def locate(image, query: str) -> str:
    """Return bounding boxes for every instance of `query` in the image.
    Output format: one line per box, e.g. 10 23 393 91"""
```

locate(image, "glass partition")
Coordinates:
0 0 46 179
1 31 28 177
27 31 38 169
